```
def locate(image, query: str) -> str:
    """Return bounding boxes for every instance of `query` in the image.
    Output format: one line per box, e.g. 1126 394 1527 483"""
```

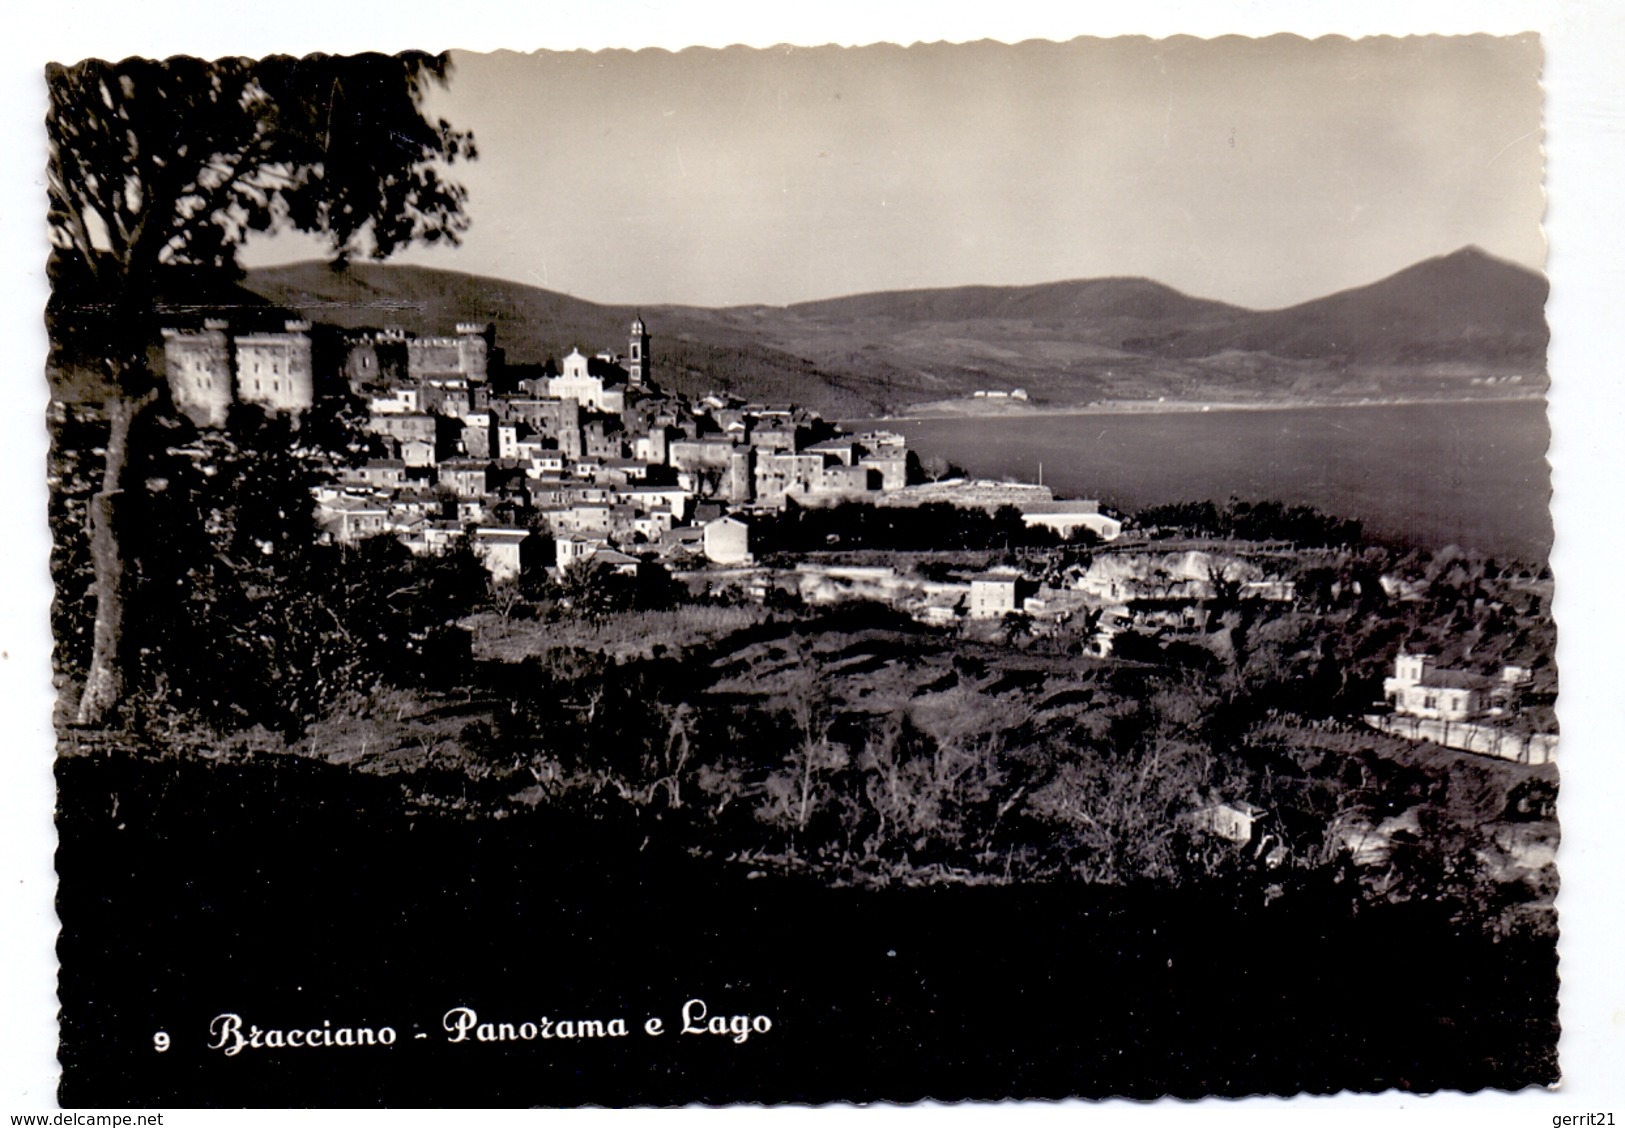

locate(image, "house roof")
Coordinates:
475 527 531 543
319 495 388 514
1418 668 1496 691
1021 499 1103 515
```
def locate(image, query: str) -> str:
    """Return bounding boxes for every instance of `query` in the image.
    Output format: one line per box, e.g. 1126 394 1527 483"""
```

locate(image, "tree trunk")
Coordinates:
74 392 143 726
797 741 815 830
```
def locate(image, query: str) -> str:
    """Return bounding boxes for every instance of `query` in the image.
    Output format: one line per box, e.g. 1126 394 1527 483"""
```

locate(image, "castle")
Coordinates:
160 310 1120 586
163 319 315 426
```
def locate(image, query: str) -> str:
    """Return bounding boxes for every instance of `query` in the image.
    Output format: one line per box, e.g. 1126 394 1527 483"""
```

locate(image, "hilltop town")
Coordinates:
44 302 1560 961
150 313 1560 746
159 313 1120 601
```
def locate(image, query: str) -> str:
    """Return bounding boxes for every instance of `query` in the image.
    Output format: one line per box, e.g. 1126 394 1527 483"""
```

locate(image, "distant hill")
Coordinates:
49 249 1548 415
785 277 1246 328
675 250 1547 410
710 278 1256 409
242 262 892 417
1138 247 1549 368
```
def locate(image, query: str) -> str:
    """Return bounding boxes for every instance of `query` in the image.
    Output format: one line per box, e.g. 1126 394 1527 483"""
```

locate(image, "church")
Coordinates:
545 316 653 412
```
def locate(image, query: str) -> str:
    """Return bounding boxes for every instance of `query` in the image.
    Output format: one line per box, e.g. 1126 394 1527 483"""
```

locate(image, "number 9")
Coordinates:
153 1031 170 1053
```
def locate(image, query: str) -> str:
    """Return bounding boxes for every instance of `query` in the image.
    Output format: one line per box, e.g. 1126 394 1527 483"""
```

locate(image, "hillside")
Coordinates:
48 249 1547 415
1140 247 1549 368
244 249 1545 414
682 278 1259 410
240 262 895 418
784 277 1245 328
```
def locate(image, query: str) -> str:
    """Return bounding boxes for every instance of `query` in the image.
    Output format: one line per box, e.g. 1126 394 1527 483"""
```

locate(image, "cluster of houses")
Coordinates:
153 315 1559 870
151 314 1329 652
713 548 1297 659
160 315 1123 586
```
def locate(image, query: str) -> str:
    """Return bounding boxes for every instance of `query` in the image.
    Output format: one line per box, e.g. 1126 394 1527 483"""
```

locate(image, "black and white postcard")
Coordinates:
29 16 1602 1109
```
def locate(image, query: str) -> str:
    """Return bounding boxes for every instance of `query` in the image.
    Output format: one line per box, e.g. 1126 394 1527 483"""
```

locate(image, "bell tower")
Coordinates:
629 315 650 388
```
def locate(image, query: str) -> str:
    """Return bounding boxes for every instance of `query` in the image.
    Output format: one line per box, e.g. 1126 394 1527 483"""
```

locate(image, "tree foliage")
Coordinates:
46 52 475 725
1134 498 1363 547
755 500 1056 555
92 404 487 736
47 52 474 316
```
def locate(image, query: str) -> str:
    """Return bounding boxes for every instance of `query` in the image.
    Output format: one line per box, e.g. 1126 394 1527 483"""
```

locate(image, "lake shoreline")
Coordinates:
855 398 1553 561
863 391 1548 425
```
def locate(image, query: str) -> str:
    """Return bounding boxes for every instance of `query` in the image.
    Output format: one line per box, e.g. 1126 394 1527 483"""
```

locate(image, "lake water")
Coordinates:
875 400 1553 561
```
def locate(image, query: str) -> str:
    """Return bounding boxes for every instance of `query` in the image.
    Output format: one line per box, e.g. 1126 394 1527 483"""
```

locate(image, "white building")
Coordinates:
1382 651 1526 723
1020 500 1122 541
556 534 609 572
547 348 625 412
235 321 315 414
316 495 388 545
473 527 534 583
703 515 753 565
1194 801 1267 845
968 574 1021 619
163 318 313 425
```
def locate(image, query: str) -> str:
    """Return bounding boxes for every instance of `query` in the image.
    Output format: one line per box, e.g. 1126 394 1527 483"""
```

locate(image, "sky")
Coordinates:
243 34 1547 310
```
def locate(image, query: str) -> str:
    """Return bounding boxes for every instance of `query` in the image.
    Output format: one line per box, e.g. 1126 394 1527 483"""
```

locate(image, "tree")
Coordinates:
1028 736 1214 885
916 455 966 484
1000 611 1032 646
47 53 475 725
756 645 848 846
556 558 624 625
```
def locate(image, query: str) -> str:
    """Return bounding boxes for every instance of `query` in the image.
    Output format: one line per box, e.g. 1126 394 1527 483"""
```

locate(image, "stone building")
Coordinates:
628 315 651 387
163 318 314 425
407 322 493 385
472 526 540 582
969 574 1022 619
162 320 234 427
703 515 752 565
342 327 408 389
367 412 439 451
234 321 314 414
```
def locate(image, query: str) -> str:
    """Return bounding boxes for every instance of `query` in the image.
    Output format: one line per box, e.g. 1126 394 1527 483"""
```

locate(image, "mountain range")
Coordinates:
59 246 1548 417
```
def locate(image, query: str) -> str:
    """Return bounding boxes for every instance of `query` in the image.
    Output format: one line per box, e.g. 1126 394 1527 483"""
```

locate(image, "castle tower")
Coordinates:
162 319 234 427
628 315 650 387
235 320 314 415
455 321 493 384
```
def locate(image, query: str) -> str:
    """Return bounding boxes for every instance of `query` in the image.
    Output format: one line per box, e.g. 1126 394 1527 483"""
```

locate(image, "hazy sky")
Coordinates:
245 34 1545 310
